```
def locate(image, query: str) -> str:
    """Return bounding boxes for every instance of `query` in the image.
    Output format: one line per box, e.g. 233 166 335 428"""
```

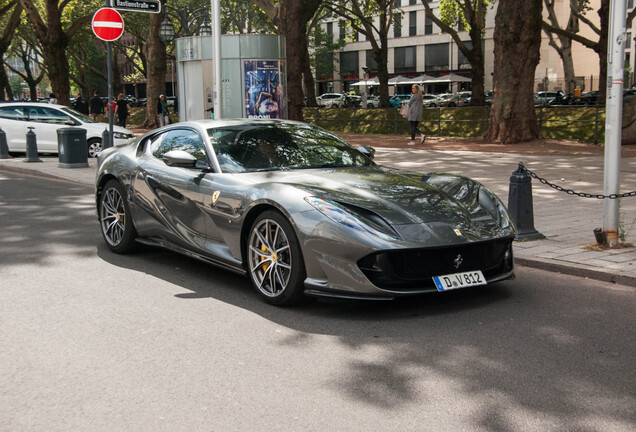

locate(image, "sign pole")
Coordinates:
603 0 626 246
105 0 114 149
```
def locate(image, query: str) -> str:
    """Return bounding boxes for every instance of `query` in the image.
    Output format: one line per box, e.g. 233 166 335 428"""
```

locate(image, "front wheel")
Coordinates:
247 211 306 306
99 180 137 253
87 139 103 158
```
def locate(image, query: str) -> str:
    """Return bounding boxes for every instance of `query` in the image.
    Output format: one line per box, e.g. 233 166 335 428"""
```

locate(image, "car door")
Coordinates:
132 127 211 253
26 105 76 152
0 105 28 152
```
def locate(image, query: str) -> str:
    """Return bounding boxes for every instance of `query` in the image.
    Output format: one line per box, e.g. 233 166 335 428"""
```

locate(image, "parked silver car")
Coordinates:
96 119 516 306
316 93 346 108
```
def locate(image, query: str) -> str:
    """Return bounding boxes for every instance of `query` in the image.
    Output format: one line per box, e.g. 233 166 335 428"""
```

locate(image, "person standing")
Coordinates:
407 84 425 145
90 91 104 121
157 94 170 127
115 93 130 127
48 93 57 104
73 92 89 115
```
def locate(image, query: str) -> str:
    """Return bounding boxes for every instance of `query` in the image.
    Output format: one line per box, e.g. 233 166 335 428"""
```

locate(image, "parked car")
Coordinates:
437 93 466 107
534 91 564 106
365 95 380 108
316 93 346 108
0 102 135 157
345 94 362 108
390 94 411 108
96 119 516 306
422 93 440 107
484 90 494 106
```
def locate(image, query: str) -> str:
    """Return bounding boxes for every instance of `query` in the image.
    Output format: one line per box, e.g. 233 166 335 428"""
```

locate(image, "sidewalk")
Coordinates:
1 142 634 288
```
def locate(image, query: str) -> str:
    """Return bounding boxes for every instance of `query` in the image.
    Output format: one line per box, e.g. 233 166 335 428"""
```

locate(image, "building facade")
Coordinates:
317 0 633 96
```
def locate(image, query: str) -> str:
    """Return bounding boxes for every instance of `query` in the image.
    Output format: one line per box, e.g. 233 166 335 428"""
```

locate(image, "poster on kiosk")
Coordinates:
244 60 286 119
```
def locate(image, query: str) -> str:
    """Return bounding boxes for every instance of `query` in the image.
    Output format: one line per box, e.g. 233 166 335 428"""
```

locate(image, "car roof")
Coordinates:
0 101 71 109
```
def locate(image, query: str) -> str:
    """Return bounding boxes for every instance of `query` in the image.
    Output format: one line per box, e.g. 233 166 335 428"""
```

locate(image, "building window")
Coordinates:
457 41 472 70
394 46 416 74
627 32 632 49
365 50 378 74
409 0 417 5
425 16 433 35
409 11 416 36
316 53 333 80
425 43 449 72
340 51 359 77
630 0 634 9
339 21 346 40
394 13 402 38
327 22 333 35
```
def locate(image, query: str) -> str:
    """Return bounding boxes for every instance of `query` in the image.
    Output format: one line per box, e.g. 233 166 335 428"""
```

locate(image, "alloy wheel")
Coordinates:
248 218 292 298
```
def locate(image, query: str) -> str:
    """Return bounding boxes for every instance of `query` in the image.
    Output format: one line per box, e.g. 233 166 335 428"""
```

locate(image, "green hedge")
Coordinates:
303 106 606 144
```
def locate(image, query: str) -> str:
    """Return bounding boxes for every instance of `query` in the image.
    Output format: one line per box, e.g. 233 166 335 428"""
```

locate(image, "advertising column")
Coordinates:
244 60 286 119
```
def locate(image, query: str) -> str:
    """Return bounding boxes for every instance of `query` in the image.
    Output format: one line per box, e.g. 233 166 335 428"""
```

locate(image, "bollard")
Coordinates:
0 127 12 159
102 128 112 150
24 127 42 163
508 163 545 241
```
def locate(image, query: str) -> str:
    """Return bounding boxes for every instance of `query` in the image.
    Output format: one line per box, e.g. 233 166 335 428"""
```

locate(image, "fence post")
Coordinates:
539 106 543 134
353 108 357 134
394 108 398 134
437 108 441 135
594 106 600 145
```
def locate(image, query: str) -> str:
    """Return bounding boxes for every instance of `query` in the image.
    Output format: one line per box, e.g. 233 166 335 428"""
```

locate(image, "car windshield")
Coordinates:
61 107 93 123
208 123 375 173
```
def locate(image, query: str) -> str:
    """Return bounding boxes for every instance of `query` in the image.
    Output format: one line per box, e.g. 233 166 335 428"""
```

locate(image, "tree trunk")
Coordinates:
485 0 543 143
468 25 485 106
277 2 307 120
597 0 609 102
142 12 166 129
559 39 576 93
302 34 317 107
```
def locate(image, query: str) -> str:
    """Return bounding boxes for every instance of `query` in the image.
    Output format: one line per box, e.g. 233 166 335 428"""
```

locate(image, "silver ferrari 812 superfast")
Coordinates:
96 119 515 305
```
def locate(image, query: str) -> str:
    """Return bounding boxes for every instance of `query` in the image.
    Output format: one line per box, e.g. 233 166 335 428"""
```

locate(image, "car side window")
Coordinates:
27 106 71 125
150 129 208 163
0 106 26 120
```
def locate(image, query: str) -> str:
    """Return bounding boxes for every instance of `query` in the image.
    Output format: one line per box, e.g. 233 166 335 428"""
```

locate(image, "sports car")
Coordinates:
96 119 515 305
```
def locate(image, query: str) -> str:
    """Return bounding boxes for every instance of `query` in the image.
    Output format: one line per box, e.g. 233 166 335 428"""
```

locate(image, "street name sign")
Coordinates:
113 0 161 13
92 8 124 41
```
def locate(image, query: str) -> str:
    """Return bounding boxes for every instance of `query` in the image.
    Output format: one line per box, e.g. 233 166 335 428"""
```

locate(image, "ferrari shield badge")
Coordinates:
454 228 462 237
212 191 220 205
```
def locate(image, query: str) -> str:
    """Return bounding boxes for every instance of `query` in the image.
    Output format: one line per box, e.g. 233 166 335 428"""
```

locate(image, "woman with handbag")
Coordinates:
407 84 426 145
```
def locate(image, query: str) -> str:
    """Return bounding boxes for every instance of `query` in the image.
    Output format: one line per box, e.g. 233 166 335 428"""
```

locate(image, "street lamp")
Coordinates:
362 66 370 108
159 16 175 44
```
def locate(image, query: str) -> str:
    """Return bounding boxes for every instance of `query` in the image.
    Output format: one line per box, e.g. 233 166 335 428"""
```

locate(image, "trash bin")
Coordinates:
57 127 88 168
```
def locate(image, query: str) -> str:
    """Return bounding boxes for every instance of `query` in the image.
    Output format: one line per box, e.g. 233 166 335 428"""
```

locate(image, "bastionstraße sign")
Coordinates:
113 0 161 13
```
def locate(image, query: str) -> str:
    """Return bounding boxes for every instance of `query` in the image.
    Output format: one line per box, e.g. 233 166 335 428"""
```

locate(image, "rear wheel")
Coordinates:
247 211 306 306
87 138 103 158
99 180 137 253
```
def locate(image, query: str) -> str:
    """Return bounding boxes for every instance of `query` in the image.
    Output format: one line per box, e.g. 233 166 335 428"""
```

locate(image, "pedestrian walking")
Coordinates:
90 91 104 121
73 92 89 115
407 84 425 146
115 93 130 128
157 94 170 127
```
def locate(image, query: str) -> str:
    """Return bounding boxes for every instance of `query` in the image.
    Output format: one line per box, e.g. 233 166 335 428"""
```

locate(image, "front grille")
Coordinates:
358 238 514 290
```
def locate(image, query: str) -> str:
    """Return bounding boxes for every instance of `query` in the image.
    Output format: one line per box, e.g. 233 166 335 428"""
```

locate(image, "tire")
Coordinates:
99 180 137 253
247 210 306 306
430 103 437 108
87 139 103 158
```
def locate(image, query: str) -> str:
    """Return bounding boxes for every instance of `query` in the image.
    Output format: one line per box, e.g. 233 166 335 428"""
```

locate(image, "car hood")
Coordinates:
253 166 513 241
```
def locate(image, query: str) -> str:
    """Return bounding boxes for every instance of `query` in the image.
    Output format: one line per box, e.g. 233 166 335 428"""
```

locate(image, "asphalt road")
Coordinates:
1 173 634 432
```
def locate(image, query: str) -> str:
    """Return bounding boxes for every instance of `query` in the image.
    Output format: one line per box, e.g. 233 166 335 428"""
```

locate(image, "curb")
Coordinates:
515 257 636 288
0 162 77 184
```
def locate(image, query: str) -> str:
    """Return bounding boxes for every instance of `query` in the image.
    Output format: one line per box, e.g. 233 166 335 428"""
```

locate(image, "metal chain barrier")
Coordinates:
518 162 636 199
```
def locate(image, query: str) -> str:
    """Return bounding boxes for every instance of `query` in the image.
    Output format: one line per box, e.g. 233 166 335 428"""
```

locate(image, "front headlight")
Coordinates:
113 132 133 139
305 196 399 241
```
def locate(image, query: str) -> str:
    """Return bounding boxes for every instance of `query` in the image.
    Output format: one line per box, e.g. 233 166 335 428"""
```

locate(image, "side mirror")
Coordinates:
358 145 375 160
163 150 198 168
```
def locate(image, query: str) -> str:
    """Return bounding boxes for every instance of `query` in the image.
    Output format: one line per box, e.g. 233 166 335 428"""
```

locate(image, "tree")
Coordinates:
142 11 166 128
307 20 346 106
253 0 323 121
485 0 542 143
7 31 45 100
325 0 398 108
222 0 274 34
420 0 490 106
541 0 609 102
18 0 96 106
0 0 23 100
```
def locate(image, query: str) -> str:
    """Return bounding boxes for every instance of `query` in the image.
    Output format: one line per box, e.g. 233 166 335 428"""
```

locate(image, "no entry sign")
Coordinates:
92 8 124 41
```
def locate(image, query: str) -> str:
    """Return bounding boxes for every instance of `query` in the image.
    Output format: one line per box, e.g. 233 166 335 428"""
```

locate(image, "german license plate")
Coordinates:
433 270 486 292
